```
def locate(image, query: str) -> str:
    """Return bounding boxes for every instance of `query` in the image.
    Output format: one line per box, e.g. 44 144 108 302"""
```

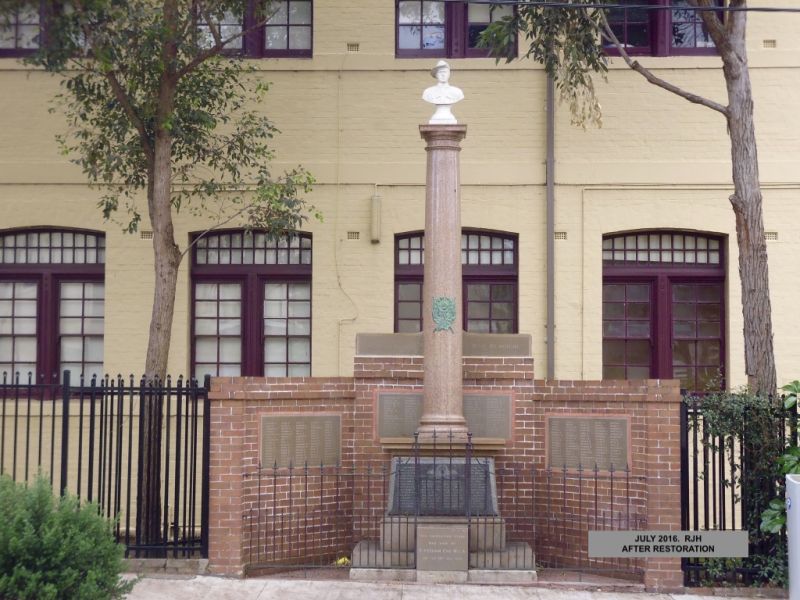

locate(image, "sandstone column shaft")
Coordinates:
418 124 468 435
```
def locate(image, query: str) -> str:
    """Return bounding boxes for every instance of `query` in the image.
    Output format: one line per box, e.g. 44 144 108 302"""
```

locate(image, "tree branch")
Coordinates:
599 12 729 117
687 0 726 42
175 1 279 81
180 201 253 260
105 70 155 162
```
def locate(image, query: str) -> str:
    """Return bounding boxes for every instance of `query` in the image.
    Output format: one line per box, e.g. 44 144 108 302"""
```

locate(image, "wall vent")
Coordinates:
762 39 777 49
554 231 568 240
140 230 153 240
765 231 778 241
347 231 360 240
346 42 360 52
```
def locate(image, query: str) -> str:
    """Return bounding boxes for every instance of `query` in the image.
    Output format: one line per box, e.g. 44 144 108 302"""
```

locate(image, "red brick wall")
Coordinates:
207 361 683 591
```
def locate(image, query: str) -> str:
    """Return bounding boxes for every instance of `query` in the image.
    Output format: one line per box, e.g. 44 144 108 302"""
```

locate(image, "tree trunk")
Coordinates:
719 16 777 397
139 129 181 553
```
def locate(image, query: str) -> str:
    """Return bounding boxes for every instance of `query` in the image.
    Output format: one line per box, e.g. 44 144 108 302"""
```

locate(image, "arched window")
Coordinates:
191 230 312 379
0 228 105 381
602 231 725 392
395 229 518 333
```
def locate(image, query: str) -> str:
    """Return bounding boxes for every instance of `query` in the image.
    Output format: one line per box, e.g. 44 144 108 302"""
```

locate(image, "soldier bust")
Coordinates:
422 60 464 124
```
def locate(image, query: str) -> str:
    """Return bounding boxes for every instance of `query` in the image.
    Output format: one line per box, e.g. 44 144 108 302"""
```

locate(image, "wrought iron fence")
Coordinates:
680 393 794 586
244 430 642 577
0 370 210 558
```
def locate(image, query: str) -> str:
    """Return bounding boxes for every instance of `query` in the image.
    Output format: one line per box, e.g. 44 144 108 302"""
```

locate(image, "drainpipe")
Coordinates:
546 74 556 380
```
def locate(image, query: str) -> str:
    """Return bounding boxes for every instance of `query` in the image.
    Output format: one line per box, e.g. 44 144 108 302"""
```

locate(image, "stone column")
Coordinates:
418 124 468 438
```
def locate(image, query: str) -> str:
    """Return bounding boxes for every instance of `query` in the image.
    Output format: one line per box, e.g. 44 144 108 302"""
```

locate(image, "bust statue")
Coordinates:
422 60 464 124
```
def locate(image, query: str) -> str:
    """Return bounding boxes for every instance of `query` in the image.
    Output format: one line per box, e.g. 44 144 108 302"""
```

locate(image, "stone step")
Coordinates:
351 540 414 568
380 516 506 552
469 542 535 570
352 540 535 571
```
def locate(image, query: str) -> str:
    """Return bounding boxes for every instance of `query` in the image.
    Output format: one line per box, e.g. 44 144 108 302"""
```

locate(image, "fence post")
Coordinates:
59 370 71 496
679 391 689 585
200 374 211 558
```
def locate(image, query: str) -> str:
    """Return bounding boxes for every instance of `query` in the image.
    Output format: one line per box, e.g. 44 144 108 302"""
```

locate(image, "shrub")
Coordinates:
0 475 135 600
687 388 787 586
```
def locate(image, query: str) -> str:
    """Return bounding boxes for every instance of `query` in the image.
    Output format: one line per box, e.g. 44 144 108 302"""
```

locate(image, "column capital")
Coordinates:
419 124 468 149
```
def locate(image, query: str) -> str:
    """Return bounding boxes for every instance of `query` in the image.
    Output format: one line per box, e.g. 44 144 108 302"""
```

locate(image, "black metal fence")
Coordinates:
0 370 210 558
244 431 642 577
680 394 795 586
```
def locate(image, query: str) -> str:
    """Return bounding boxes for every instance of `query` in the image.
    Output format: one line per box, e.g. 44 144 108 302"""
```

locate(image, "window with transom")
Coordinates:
191 230 312 379
395 230 517 334
0 229 105 382
602 230 725 393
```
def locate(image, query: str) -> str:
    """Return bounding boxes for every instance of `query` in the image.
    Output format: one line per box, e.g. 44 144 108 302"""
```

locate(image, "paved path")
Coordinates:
124 576 781 600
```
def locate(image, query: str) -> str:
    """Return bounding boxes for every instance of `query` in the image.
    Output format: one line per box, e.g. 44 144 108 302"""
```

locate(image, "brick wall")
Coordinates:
207 360 683 591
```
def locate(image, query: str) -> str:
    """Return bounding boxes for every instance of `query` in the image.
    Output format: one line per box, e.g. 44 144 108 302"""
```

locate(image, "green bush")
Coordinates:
687 388 787 586
0 475 134 600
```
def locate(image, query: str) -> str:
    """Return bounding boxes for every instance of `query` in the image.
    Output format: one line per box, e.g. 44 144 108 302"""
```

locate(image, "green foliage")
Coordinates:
478 0 613 127
758 380 800 537
4 0 317 235
0 475 134 600
687 388 786 586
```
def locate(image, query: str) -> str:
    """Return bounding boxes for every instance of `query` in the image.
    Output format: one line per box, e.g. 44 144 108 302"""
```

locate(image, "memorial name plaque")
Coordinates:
416 524 469 571
377 393 423 438
260 415 340 468
548 416 628 471
387 457 499 516
377 393 511 439
463 394 511 439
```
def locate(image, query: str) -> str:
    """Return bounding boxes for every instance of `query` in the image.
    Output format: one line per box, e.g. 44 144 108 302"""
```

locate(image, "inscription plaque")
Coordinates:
377 393 511 439
463 394 511 439
416 524 469 571
377 393 424 438
260 415 340 468
387 457 498 516
548 416 628 471
355 332 532 357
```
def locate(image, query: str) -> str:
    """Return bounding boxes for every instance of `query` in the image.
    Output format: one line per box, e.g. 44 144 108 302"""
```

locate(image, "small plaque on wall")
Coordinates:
260 415 340 468
547 416 629 471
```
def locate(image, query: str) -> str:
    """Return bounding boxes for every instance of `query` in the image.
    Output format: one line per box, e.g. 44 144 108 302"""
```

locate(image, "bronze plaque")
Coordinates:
463 333 531 357
463 394 512 439
377 393 423 438
416 524 469 571
260 415 340 468
548 416 628 471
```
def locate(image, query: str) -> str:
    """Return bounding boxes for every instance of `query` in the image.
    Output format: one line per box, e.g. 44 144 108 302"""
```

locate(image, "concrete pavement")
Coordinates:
123 575 786 600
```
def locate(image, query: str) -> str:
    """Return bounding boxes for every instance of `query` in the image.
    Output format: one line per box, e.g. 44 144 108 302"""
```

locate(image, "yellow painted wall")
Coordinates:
0 2 798 386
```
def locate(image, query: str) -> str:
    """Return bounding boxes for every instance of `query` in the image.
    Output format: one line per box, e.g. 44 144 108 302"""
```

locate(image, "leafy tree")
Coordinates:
482 0 777 395
0 0 317 547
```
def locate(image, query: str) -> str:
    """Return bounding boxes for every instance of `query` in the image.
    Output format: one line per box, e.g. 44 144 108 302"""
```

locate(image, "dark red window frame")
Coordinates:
394 229 518 334
0 2 43 58
0 227 104 381
1 2 313 60
602 231 726 392
603 0 721 57
395 1 517 59
203 0 313 58
190 230 312 378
